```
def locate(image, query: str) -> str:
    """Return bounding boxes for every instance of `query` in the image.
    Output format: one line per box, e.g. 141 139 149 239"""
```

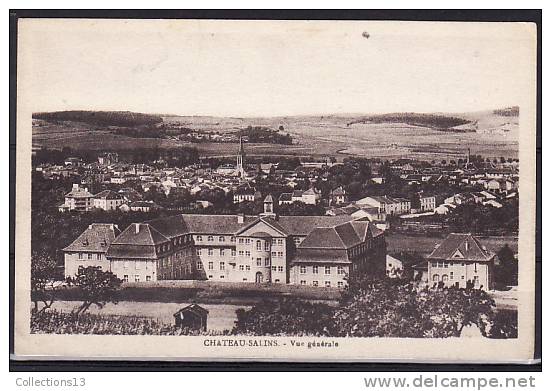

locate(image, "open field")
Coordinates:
32 109 519 160
38 301 246 331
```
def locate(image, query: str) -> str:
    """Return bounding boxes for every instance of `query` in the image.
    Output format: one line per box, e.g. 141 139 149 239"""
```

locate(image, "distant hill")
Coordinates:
32 110 163 127
347 113 471 131
493 106 519 117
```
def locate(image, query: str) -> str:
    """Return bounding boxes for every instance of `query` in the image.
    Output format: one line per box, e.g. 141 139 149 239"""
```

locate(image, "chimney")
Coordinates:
237 213 245 224
135 223 141 234
88 224 93 230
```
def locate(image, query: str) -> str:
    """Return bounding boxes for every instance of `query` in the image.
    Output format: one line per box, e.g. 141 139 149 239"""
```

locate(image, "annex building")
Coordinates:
63 197 386 288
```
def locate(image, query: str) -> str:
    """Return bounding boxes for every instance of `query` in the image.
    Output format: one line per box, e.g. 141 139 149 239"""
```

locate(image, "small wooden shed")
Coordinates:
173 304 209 331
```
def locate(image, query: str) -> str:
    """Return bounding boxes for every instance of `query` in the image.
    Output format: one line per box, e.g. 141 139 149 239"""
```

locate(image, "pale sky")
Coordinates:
18 19 536 117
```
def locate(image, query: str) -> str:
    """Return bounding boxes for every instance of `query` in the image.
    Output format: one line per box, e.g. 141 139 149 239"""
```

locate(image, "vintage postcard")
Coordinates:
13 18 537 362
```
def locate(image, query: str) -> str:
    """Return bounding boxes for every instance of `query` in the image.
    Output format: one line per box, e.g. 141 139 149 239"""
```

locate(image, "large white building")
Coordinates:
63 197 387 288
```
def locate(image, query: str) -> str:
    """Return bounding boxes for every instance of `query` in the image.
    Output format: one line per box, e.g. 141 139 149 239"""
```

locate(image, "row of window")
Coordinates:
122 261 153 270
122 274 152 282
77 253 103 260
299 280 344 288
299 265 346 275
196 235 236 243
432 272 478 282
432 261 478 272
196 248 237 257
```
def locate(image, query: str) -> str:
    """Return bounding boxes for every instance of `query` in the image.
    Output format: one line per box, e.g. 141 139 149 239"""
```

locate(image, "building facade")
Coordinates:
427 233 495 290
63 197 387 288
62 224 120 277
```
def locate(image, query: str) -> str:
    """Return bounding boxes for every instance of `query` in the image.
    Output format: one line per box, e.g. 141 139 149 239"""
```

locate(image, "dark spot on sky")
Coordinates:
362 32 370 40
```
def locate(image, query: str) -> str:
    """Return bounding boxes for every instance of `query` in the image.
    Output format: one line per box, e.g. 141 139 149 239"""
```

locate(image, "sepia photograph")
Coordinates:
13 16 538 362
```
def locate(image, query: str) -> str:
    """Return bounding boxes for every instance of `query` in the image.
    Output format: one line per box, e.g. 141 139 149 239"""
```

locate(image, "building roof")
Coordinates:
173 303 209 317
107 223 169 259
264 194 274 203
63 224 119 252
276 215 354 236
298 220 378 250
65 185 94 199
94 190 123 200
291 248 351 264
279 192 292 202
427 233 495 262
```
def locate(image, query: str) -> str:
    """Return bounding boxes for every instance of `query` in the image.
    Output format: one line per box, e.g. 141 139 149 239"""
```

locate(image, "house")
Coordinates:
419 195 436 212
64 157 83 167
62 224 120 278
278 192 293 205
98 152 119 166
330 186 347 205
173 304 209 331
302 188 321 205
355 195 410 215
427 233 496 290
233 185 261 203
93 190 124 211
386 254 404 278
58 184 95 212
74 198 386 287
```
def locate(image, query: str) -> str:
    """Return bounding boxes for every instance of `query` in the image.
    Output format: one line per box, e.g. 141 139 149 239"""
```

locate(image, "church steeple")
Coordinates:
236 136 246 179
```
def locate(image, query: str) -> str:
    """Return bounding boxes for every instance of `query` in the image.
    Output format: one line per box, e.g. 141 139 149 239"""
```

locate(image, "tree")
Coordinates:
66 266 122 315
31 251 60 314
495 244 518 287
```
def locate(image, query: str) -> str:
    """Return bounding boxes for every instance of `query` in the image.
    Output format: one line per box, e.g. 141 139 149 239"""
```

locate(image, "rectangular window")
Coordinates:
325 266 331 275
271 251 277 257
87 253 93 260
78 252 83 259
277 239 283 245
264 242 270 251
196 261 202 269
256 258 262 266
196 235 202 242
220 262 225 271
337 281 344 288
208 236 213 242
272 239 277 245
271 266 277 271
239 250 244 257
219 236 225 242
275 279 280 283
264 258 269 266
208 262 213 270
312 280 318 287
246 265 250 271
208 248 213 256
278 251 283 257
231 237 235 243
325 281 331 287
312 266 318 274
256 241 262 250
450 272 454 279
239 238 244 244
123 275 129 282
220 275 224 279
245 251 251 257
278 266 284 272
146 276 151 282
220 249 225 257
231 249 236 257
239 265 244 271
135 275 140 282
245 238 250 244
337 266 345 275
300 266 306 274
96 253 101 260
243 278 248 281
196 249 202 256
300 280 306 285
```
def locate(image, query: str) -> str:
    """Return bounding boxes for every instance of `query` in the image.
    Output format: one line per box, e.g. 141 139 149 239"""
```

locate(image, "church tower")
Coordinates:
261 194 276 218
236 136 246 178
